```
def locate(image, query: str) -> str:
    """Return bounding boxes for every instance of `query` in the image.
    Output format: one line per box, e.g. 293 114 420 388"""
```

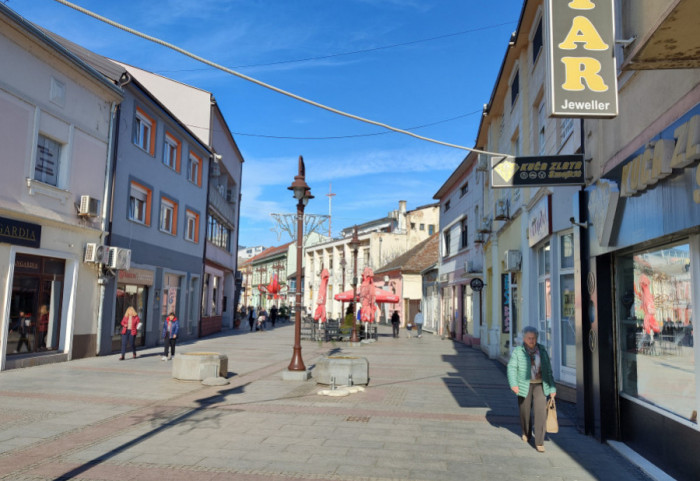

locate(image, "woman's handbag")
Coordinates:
546 397 559 433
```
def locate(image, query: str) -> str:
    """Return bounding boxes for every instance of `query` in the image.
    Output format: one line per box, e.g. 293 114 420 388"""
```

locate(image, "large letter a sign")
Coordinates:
546 0 618 118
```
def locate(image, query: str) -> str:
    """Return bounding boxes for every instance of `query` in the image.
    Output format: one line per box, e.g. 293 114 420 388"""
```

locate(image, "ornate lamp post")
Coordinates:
287 156 313 372
339 253 347 316
348 226 361 343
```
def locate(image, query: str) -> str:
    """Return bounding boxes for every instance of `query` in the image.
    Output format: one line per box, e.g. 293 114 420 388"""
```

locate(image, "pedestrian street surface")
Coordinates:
0 322 653 481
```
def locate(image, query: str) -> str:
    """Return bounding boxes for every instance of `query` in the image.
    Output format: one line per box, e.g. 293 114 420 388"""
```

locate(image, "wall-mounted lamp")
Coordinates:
569 217 589 229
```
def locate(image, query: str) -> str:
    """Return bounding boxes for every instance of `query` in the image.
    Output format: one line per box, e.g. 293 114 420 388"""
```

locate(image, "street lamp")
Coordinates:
349 225 361 343
287 155 313 372
340 253 347 316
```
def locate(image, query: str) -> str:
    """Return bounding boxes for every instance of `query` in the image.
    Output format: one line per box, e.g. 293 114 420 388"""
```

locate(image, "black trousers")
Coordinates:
163 335 176 356
392 322 399 338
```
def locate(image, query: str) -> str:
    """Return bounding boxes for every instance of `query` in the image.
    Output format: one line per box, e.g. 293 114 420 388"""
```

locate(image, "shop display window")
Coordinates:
616 242 696 423
113 284 147 351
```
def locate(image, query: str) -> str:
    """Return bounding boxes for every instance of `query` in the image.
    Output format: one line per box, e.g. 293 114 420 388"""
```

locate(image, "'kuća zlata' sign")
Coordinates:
546 0 618 118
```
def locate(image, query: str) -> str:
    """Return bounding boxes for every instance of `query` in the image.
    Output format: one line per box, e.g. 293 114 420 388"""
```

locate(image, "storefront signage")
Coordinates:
0 216 41 248
546 0 618 118
118 267 154 286
587 179 619 247
501 273 510 334
528 195 552 247
470 278 484 292
492 155 584 188
620 114 700 199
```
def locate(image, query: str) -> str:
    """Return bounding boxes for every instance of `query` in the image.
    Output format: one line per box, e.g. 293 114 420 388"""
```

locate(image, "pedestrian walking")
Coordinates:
14 311 32 353
391 310 400 338
270 305 278 328
507 326 557 453
257 307 268 331
161 312 179 361
414 308 424 338
248 306 256 332
119 306 140 360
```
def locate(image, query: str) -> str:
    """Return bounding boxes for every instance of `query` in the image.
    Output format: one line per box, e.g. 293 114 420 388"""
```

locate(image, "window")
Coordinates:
159 197 178 235
560 118 574 146
128 181 152 225
133 108 155 155
163 133 180 171
428 225 435 235
460 182 469 197
512 133 520 157
532 19 543 64
560 234 576 369
538 102 546 155
187 153 201 186
207 214 231 250
511 70 520 107
185 209 199 243
420 223 425 231
461 218 469 249
444 200 451 212
537 242 552 348
34 134 62 186
410 222 416 230
444 230 451 257
616 242 694 423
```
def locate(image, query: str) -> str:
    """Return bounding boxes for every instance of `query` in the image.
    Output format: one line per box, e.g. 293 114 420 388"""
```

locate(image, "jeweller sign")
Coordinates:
546 0 618 118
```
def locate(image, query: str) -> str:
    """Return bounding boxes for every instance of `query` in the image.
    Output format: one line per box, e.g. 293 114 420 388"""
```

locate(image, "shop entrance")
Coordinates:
112 284 148 352
8 254 64 356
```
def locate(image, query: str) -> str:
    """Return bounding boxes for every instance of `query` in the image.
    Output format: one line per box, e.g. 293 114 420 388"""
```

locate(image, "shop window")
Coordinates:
538 242 552 348
560 233 576 369
34 134 62 187
616 242 695 423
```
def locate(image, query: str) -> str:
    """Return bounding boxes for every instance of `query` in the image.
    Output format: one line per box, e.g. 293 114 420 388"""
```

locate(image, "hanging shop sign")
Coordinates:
545 0 618 118
470 278 484 292
0 216 41 248
528 195 552 247
491 154 584 188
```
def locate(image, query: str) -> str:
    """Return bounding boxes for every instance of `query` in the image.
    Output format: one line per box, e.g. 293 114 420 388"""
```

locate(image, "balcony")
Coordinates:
208 188 236 225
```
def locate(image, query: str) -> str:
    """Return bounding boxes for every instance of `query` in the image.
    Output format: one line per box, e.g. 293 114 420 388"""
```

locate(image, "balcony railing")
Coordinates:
208 188 236 225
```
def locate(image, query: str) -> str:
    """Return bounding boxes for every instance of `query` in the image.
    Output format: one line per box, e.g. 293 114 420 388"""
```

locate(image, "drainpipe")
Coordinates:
96 73 129 356
96 101 119 356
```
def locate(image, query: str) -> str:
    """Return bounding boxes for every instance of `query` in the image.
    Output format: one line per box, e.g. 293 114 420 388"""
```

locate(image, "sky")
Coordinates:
7 0 524 248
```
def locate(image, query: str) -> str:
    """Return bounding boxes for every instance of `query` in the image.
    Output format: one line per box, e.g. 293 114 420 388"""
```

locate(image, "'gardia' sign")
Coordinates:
546 0 618 118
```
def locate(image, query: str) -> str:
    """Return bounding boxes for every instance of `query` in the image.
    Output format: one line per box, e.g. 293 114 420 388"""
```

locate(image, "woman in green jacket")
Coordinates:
507 326 556 452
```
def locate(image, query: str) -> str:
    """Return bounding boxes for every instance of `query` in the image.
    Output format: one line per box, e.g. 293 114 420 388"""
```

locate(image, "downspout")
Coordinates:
96 101 119 356
96 72 129 356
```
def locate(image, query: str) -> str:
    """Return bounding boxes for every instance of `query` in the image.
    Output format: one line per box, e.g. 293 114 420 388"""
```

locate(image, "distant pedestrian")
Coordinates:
414 308 424 338
161 312 179 361
270 305 278 328
391 310 400 338
507 326 556 453
257 307 268 331
248 306 256 331
119 306 140 360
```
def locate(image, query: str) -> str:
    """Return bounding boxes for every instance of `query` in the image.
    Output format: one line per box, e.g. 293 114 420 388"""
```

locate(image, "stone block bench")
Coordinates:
314 356 369 385
172 352 228 381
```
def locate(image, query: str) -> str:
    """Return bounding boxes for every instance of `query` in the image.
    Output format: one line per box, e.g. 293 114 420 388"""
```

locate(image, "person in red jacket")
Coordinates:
119 306 140 360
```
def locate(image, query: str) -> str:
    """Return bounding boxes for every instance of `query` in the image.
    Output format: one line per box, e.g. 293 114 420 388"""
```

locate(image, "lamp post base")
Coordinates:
282 369 311 381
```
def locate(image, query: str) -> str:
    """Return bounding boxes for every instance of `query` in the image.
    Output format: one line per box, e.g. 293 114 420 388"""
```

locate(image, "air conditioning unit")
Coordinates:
78 195 99 217
476 154 489 172
495 199 509 220
504 250 522 272
84 243 108 263
465 260 482 274
477 217 492 233
107 247 131 270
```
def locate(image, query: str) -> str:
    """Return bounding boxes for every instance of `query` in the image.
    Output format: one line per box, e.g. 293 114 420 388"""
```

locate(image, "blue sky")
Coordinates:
8 0 523 248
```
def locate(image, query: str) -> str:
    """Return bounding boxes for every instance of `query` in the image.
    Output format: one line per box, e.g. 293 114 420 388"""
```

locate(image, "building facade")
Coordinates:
0 4 123 369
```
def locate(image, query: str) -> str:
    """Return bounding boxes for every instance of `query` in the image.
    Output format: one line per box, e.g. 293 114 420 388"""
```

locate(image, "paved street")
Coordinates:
0 323 651 481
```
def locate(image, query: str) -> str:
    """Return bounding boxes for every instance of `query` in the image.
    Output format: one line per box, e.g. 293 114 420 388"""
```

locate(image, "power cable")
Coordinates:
155 21 517 72
50 0 509 158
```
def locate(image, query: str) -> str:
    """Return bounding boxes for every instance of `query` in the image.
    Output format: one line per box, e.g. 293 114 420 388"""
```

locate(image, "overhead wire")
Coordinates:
155 21 516 72
51 0 509 158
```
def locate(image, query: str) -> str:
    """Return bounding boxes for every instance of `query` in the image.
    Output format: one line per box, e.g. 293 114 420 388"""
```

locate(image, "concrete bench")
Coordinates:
172 352 228 381
314 356 369 385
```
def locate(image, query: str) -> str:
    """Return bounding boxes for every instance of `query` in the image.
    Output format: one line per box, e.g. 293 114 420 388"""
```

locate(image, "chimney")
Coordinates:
399 200 407 231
